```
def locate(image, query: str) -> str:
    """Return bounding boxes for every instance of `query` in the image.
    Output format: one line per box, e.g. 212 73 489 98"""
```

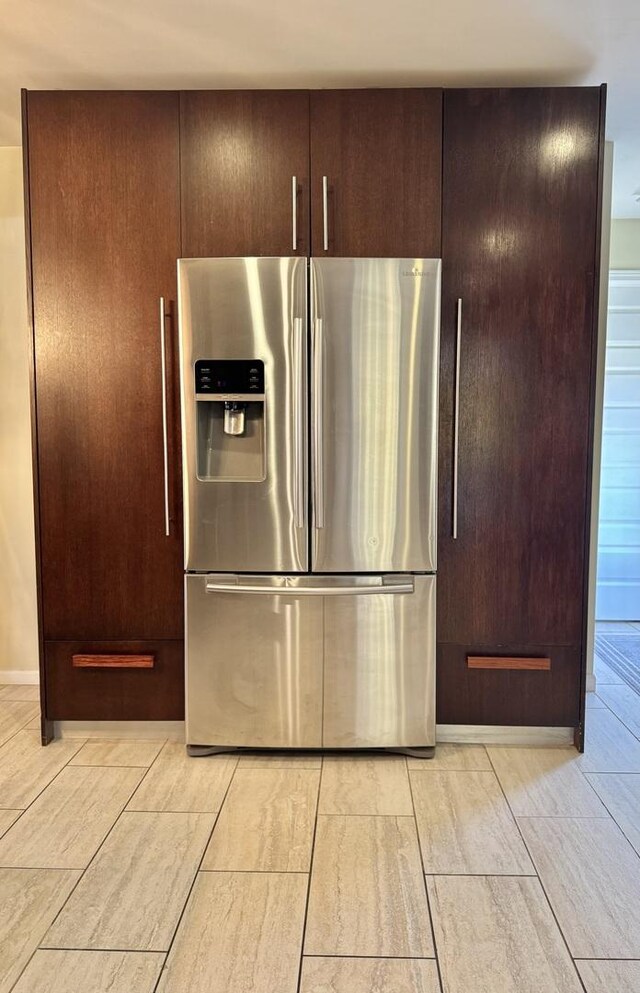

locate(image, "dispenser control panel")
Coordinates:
195 360 264 397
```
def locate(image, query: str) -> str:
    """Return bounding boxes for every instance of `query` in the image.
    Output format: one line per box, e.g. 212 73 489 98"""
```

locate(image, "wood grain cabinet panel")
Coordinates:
310 89 442 257
45 641 184 721
436 86 605 728
438 87 603 649
180 90 310 257
437 645 581 727
26 91 184 645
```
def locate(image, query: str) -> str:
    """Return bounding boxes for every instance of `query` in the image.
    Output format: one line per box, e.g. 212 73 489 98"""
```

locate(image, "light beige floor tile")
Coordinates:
157 871 307 993
319 756 412 815
70 739 164 767
597 684 640 738
43 811 215 950
585 692 606 710
578 708 640 773
576 959 640 993
305 815 433 957
518 816 640 957
300 957 441 993
0 684 40 702
594 658 624 684
585 773 640 855
126 742 236 811
25 715 41 731
0 732 85 808
487 747 607 816
12 949 164 993
202 768 318 871
411 770 534 874
237 751 322 769
0 809 21 838
0 702 40 747
408 743 491 771
427 875 583 993
0 766 143 868
0 868 80 993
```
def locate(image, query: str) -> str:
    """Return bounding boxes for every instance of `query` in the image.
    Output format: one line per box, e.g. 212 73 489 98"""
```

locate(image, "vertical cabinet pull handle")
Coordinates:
291 176 298 251
452 297 462 539
293 317 305 527
322 176 329 251
159 297 170 538
313 317 325 528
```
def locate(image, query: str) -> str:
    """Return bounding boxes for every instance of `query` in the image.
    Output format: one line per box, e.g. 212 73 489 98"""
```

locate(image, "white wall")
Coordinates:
611 219 640 269
596 269 640 620
0 147 39 679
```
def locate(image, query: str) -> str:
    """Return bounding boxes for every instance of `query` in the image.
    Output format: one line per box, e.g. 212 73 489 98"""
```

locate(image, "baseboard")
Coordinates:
55 720 185 741
436 724 574 746
0 670 40 685
54 720 571 747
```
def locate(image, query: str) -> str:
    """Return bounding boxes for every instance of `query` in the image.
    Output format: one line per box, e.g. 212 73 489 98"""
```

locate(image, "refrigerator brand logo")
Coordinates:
403 267 426 276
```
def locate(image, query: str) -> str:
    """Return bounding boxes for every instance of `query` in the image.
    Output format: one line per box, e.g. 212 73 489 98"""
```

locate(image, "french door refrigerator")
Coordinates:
178 256 440 755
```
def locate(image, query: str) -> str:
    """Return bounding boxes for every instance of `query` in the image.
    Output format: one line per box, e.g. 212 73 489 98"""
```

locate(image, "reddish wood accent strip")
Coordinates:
72 654 155 669
467 656 551 671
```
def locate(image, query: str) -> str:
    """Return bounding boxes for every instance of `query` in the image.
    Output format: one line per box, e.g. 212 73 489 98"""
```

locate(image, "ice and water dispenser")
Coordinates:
195 359 266 481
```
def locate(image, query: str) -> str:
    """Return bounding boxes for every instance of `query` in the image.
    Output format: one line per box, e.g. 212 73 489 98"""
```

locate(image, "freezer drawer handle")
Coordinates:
205 581 415 596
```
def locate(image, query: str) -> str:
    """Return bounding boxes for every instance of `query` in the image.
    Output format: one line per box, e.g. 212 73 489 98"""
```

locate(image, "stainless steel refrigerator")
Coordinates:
178 257 440 756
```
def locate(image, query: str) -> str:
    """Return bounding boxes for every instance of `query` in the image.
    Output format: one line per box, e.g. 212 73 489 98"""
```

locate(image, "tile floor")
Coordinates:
0 671 640 993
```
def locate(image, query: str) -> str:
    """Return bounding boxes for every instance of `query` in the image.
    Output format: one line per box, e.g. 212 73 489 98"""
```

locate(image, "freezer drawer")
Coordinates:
186 573 435 749
323 574 435 747
186 574 323 747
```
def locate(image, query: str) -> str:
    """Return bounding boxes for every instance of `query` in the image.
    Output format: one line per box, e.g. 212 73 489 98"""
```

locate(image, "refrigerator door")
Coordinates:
322 574 436 748
311 258 440 573
179 257 308 572
186 574 323 748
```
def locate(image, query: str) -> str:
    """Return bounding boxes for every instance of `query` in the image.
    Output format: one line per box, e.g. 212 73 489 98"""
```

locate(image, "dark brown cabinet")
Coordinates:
437 87 606 729
23 84 605 738
24 91 185 727
309 89 442 257
180 90 310 258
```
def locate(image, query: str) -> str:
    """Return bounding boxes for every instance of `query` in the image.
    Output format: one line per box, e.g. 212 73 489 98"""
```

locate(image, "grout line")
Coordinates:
294 755 323 993
149 755 240 993
199 868 309 874
299 952 438 960
406 756 445 993
485 749 590 993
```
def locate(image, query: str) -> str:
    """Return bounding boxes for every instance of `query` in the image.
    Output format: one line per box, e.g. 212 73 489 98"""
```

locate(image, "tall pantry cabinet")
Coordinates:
23 85 605 743
437 87 606 741
24 91 185 738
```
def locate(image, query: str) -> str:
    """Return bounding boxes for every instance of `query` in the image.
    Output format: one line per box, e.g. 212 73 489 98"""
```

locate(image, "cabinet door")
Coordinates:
27 91 183 641
310 89 442 257
180 90 310 257
438 87 604 649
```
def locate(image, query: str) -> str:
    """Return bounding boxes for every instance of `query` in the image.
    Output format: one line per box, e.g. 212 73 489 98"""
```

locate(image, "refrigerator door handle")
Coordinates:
205 580 415 596
452 297 462 540
293 316 305 528
312 317 325 528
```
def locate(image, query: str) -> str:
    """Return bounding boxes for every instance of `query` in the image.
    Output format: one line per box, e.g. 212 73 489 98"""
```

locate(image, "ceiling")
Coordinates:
1 0 639 216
